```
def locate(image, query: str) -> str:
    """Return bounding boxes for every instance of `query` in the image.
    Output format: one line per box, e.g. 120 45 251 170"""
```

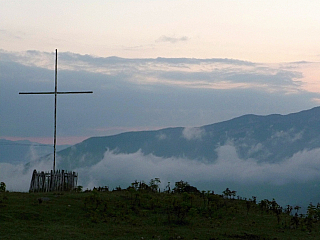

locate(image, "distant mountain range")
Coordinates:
54 106 320 170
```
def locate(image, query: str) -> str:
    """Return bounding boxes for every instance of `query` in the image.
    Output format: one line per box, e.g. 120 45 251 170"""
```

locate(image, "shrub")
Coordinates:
0 182 6 192
173 180 200 194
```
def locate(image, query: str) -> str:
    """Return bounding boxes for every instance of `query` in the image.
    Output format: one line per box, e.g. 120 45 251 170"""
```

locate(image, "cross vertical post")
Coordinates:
19 49 93 171
54 49 58 171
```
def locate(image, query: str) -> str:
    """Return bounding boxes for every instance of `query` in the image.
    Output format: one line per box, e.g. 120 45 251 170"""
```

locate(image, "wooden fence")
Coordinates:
29 169 78 192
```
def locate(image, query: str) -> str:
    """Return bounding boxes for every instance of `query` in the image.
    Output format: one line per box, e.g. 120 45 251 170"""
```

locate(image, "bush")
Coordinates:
173 180 200 194
0 182 6 192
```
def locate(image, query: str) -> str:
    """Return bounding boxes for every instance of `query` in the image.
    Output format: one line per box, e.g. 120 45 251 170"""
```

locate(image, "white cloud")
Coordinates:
213 144 320 185
182 127 205 140
0 158 52 192
247 143 264 155
271 129 304 143
156 133 167 140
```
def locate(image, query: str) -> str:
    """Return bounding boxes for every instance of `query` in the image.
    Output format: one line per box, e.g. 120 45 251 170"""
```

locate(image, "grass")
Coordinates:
1 189 320 239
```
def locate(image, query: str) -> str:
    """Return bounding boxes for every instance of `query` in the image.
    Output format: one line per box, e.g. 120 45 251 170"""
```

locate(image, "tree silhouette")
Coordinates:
149 178 161 192
223 188 232 199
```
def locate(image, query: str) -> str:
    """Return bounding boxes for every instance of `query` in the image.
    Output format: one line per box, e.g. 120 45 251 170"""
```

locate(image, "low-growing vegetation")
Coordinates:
0 182 6 192
1 179 320 239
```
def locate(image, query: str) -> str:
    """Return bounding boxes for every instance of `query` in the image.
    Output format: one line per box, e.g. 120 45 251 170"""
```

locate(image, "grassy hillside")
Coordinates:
1 183 320 239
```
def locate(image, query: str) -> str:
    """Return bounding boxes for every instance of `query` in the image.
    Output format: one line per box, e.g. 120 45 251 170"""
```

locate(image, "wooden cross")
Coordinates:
19 49 93 171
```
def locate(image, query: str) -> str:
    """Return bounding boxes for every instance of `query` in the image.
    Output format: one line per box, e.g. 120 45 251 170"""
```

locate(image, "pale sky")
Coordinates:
2 1 320 62
2 1 320 145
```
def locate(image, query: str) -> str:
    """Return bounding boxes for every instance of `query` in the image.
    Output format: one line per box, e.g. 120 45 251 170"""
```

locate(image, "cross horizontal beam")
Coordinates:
19 49 93 172
19 91 93 94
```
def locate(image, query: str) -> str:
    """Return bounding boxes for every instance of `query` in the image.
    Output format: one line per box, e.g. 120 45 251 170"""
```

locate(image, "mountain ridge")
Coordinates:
53 106 320 169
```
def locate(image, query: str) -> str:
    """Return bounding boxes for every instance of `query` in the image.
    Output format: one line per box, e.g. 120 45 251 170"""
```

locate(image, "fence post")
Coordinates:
29 169 78 192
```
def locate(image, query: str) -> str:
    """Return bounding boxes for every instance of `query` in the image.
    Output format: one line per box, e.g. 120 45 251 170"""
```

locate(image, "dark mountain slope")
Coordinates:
55 106 320 169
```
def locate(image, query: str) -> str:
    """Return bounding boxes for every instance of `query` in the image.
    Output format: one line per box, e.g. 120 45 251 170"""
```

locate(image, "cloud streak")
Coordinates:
0 49 305 93
156 35 189 43
0 29 24 40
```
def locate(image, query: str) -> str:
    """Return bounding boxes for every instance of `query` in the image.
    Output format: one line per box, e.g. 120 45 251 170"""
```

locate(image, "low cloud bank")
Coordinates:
2 143 320 192
76 144 320 190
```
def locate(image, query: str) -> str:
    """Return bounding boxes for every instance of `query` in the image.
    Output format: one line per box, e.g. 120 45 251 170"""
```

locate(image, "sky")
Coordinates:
2 0 320 62
2 0 320 145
